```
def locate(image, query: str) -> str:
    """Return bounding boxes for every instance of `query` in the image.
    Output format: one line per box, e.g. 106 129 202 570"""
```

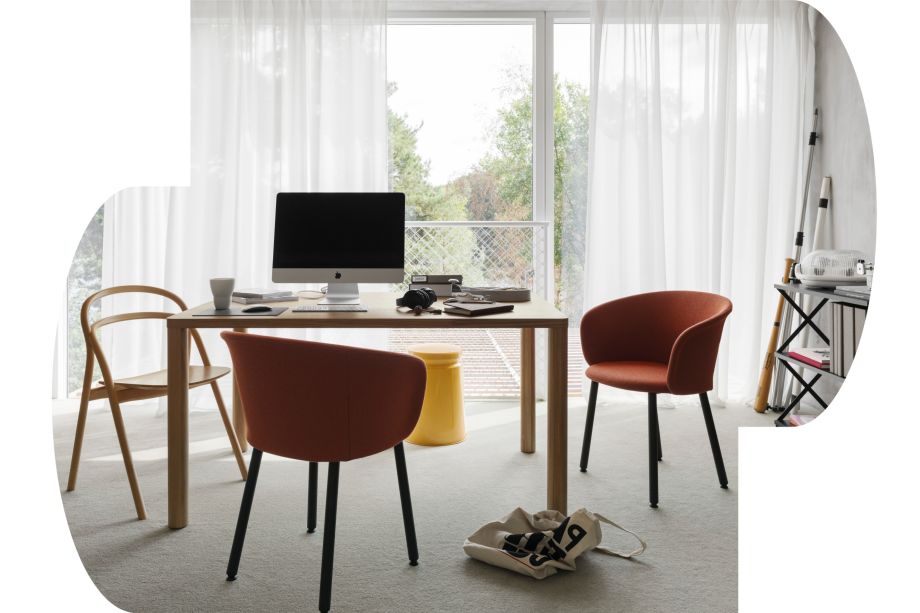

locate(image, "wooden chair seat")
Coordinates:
86 366 231 402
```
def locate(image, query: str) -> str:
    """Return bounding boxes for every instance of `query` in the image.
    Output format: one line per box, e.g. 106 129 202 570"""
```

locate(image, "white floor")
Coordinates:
55 398 775 612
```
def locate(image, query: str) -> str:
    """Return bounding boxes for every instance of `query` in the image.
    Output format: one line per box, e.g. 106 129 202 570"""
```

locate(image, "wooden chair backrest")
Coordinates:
80 285 213 396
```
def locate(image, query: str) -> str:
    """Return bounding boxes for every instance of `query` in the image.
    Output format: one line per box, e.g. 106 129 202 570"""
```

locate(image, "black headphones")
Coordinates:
396 287 437 309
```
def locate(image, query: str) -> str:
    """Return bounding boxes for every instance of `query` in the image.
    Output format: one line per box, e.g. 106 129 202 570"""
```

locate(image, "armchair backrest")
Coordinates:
221 332 427 462
581 291 732 394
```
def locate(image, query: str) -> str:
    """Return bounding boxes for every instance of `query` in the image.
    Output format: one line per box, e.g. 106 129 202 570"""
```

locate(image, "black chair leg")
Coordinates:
319 462 340 613
579 381 599 472
656 416 662 461
648 393 659 508
307 462 318 533
394 442 419 566
227 448 263 581
699 393 729 488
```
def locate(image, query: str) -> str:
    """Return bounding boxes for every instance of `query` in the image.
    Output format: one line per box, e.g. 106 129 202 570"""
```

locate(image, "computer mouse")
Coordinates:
242 305 273 313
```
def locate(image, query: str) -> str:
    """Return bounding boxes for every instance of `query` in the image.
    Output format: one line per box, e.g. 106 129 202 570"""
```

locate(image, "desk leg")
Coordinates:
167 327 190 529
232 328 248 452
520 328 536 453
547 326 568 515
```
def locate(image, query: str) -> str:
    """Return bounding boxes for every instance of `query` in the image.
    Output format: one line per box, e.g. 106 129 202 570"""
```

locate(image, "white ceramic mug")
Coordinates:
210 277 235 310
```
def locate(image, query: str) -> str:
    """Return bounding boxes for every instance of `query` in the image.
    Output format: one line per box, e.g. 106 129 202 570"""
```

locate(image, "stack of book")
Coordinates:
785 414 817 427
834 285 871 300
830 303 866 376
787 347 831 370
231 289 296 305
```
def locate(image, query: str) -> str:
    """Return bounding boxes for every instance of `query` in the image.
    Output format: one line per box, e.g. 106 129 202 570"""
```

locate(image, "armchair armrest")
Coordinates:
666 313 730 395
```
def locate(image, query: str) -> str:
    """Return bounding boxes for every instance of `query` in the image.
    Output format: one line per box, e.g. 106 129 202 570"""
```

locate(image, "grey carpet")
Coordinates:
54 398 772 612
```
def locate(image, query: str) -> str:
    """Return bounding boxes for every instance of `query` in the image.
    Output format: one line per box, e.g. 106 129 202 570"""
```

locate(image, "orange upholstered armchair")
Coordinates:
220 332 426 613
579 291 732 508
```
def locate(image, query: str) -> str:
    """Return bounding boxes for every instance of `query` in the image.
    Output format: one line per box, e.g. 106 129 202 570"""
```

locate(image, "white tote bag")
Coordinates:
463 507 646 579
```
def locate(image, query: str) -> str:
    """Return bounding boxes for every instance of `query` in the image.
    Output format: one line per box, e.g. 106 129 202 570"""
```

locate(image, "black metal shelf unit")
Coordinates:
771 282 869 427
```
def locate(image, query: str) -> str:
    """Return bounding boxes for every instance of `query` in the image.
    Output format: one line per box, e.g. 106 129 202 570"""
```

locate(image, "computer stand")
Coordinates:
319 282 361 305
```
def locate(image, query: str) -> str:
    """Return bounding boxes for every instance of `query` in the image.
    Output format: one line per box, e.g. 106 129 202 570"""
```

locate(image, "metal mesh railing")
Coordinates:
388 220 561 399
400 221 549 296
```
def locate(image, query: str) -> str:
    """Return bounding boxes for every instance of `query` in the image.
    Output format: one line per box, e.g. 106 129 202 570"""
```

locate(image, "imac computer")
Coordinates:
271 192 405 306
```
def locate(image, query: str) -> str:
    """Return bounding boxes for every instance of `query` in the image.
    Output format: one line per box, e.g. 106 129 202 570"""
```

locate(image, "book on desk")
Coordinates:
232 294 296 305
443 302 515 317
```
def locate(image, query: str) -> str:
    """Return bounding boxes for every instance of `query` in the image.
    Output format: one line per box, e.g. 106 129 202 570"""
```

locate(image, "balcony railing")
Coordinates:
391 220 587 399
401 220 550 297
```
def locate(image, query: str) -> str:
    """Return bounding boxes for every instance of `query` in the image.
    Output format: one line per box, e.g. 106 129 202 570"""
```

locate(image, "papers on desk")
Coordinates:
232 295 296 304
232 288 294 299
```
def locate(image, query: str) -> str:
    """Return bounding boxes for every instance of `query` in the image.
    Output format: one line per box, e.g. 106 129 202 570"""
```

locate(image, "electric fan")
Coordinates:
795 249 868 288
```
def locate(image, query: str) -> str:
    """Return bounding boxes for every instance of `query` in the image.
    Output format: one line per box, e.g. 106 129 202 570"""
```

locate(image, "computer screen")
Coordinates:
272 192 405 285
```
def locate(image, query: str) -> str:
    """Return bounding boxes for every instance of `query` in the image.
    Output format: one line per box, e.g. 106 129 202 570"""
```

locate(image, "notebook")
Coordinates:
193 307 288 316
443 302 514 317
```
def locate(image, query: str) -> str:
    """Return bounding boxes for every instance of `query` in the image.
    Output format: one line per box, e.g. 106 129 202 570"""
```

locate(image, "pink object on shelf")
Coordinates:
787 351 829 369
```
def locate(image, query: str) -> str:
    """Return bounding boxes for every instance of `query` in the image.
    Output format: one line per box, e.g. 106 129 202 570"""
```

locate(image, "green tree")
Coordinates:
388 84 476 282
476 75 533 222
66 205 104 393
388 84 466 221
553 80 590 320
469 74 590 315
387 76 589 315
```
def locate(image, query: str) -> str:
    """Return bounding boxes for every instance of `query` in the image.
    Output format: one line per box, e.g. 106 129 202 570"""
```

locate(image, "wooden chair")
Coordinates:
66 285 248 520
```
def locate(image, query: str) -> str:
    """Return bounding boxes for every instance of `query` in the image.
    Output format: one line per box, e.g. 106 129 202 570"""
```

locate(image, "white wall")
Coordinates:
802 10 876 408
809 11 877 258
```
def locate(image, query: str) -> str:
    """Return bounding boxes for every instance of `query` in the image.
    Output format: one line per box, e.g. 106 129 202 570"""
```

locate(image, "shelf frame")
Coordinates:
770 282 869 426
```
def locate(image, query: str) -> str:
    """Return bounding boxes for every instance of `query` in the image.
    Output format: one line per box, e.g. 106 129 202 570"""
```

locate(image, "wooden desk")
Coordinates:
166 292 569 529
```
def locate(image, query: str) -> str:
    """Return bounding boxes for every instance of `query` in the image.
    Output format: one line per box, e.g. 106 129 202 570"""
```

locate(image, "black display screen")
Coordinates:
272 193 405 269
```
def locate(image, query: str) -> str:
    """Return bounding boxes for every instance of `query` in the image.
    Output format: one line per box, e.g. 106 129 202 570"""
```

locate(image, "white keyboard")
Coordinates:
293 304 367 313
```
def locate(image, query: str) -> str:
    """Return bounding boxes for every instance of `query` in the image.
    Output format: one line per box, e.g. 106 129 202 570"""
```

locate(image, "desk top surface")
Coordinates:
168 292 568 329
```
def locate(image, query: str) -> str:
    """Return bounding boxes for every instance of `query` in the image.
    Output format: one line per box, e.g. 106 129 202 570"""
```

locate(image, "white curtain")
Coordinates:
101 0 388 405
585 0 814 403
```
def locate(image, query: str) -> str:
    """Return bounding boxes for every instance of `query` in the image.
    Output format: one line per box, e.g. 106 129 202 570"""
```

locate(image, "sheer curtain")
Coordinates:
585 0 814 403
100 0 388 404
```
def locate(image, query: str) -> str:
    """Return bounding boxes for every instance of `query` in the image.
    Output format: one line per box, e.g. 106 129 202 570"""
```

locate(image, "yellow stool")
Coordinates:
407 343 465 446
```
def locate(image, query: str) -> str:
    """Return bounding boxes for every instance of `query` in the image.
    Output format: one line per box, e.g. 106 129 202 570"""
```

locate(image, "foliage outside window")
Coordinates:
66 206 104 394
387 56 589 318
